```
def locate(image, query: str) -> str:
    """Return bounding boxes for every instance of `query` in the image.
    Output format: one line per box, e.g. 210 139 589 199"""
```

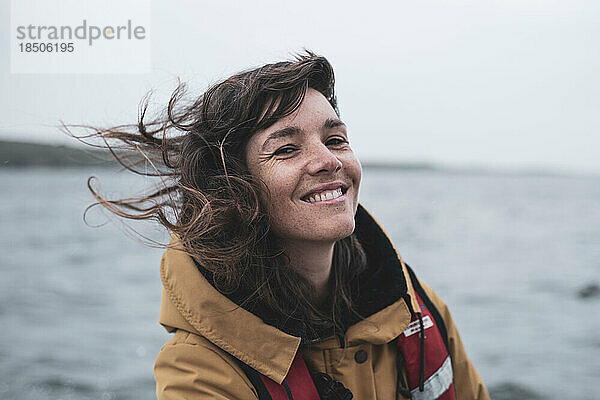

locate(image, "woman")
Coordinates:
74 52 489 399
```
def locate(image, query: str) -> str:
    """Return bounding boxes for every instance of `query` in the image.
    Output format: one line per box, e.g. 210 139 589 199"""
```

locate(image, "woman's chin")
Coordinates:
301 217 356 243
273 210 357 244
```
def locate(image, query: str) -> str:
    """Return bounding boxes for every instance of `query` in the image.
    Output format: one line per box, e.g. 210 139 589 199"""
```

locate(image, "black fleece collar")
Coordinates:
353 203 409 319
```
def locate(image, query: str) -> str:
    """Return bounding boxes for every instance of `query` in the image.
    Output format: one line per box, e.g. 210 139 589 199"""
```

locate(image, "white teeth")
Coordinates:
305 187 344 203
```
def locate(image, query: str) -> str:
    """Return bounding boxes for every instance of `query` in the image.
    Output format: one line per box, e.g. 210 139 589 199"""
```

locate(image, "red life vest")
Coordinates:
237 266 456 400
397 288 456 399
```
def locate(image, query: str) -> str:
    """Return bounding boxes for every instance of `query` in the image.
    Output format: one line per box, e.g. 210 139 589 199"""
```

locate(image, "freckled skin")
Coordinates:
245 88 362 248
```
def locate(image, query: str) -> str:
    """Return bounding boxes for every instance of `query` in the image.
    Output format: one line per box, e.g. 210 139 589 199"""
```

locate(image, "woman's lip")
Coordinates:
301 192 347 205
301 183 348 201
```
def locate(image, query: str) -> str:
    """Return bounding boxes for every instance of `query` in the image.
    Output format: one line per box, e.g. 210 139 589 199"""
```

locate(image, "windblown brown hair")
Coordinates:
64 51 367 336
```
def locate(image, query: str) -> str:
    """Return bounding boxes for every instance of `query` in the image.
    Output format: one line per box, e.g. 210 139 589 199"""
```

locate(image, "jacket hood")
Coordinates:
158 203 421 384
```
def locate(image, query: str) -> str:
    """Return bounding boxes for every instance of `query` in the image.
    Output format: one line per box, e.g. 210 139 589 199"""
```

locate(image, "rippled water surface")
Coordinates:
1 167 598 399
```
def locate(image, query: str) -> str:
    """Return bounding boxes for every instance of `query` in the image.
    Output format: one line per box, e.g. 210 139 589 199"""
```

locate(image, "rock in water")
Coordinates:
577 283 600 299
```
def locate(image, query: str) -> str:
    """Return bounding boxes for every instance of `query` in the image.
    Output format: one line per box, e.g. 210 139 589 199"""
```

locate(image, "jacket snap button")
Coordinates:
354 350 368 364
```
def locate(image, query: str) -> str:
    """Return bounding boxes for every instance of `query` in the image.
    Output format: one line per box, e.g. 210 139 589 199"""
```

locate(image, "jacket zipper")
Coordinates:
336 333 346 348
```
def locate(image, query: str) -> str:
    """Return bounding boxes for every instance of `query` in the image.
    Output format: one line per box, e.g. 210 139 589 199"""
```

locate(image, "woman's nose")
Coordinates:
305 143 342 175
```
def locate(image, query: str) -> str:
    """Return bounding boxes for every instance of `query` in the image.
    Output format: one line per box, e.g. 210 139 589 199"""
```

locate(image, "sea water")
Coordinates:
0 167 598 399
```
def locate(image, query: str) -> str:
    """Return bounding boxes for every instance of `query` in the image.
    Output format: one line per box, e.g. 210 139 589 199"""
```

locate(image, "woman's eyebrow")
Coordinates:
323 117 346 130
261 118 347 151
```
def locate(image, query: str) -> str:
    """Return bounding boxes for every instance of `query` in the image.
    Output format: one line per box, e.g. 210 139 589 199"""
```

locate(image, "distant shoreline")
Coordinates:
0 140 436 171
0 140 594 178
0 140 117 168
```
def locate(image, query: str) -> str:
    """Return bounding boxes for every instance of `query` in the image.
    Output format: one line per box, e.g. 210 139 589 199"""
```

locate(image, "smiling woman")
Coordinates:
67 51 490 399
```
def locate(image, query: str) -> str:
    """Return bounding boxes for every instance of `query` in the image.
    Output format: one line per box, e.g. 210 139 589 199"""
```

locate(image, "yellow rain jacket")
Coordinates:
154 204 490 399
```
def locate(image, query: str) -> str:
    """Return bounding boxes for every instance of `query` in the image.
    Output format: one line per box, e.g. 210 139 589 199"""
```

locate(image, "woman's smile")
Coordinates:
300 181 348 204
302 188 345 204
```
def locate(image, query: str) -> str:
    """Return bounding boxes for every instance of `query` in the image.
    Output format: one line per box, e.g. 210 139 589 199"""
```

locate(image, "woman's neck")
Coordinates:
283 240 335 303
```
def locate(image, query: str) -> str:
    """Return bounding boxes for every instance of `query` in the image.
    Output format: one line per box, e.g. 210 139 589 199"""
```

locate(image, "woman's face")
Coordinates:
245 88 361 246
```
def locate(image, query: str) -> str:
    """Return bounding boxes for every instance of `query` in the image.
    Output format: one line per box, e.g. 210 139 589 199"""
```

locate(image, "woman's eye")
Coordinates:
274 146 296 156
327 137 347 146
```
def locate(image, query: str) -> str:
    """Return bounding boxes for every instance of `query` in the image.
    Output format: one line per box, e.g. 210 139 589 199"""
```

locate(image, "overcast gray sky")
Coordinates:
1 0 599 174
